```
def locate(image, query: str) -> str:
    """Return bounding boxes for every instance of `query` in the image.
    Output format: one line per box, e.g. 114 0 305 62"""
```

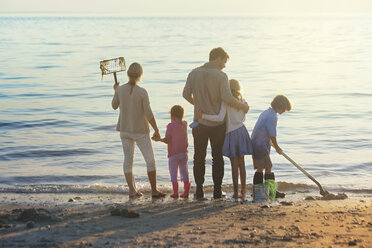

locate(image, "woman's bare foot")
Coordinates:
152 190 166 198
129 191 143 198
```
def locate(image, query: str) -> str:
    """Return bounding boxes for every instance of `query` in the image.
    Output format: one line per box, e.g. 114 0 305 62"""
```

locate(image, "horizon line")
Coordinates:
1 12 372 17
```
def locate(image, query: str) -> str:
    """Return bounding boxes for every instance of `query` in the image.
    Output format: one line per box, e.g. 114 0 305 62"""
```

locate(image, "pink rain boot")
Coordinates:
171 182 179 198
180 181 191 198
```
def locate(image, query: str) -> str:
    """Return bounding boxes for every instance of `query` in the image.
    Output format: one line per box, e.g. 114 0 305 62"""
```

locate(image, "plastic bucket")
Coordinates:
253 184 268 202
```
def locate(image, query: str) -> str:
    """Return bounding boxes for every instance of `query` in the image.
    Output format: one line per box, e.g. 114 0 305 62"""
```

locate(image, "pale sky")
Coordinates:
1 0 372 15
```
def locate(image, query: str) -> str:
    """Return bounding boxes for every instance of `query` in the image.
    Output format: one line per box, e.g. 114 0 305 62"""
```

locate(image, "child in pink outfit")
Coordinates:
154 105 191 198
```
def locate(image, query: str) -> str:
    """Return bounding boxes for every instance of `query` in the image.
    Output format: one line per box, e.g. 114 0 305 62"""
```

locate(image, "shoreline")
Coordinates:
3 180 370 195
0 192 371 247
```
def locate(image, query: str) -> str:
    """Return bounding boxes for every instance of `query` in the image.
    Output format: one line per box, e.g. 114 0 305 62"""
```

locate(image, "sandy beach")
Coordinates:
0 190 371 248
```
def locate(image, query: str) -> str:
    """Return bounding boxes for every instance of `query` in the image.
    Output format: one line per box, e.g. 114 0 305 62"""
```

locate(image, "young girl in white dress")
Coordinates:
196 79 252 199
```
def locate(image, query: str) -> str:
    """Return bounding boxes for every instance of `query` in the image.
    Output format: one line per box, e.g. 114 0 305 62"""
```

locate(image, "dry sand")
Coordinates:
0 192 371 247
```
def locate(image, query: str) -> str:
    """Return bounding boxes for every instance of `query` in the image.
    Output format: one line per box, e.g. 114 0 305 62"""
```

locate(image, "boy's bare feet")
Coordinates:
232 194 239 199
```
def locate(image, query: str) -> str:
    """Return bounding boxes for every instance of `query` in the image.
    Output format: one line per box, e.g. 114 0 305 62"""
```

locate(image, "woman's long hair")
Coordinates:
127 62 143 95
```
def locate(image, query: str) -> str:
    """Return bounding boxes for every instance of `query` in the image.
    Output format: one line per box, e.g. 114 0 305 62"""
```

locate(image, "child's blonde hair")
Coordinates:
271 95 292 111
229 79 242 101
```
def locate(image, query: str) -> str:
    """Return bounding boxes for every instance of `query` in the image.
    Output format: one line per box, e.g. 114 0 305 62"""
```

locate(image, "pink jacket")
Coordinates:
163 121 188 157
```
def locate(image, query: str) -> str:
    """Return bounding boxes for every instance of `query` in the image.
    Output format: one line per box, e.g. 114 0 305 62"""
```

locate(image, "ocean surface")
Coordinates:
0 14 371 195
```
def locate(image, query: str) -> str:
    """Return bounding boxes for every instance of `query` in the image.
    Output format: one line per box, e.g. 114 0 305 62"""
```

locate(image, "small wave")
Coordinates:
18 93 46 97
94 125 116 131
344 92 372 97
335 162 372 172
34 65 61 69
86 94 113 98
0 93 10 98
178 60 204 64
277 181 317 191
277 182 372 194
44 42 64 46
0 119 75 130
84 111 112 116
38 53 66 57
58 93 86 98
0 183 167 195
0 182 369 195
0 184 128 194
145 60 165 64
0 175 118 185
1 76 38 80
0 148 96 160
318 92 372 98
267 70 297 74
340 188 372 194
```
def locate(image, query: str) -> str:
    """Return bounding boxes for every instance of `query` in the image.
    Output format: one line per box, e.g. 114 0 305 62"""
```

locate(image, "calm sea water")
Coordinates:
0 15 371 194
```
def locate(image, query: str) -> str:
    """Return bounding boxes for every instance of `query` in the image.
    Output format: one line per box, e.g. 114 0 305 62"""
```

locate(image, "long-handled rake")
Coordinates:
280 151 347 199
281 151 329 196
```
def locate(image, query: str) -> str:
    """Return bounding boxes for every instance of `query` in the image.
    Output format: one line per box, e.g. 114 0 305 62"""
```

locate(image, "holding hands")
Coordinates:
152 132 161 142
152 129 161 141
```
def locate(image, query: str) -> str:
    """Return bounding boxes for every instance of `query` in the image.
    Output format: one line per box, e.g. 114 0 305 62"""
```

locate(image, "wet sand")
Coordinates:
0 192 371 247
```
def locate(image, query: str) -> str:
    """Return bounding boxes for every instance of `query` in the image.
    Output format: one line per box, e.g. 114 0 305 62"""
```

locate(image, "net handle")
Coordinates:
113 72 118 84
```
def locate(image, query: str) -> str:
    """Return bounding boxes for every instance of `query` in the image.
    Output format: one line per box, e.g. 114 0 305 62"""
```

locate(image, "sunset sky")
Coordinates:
1 0 371 15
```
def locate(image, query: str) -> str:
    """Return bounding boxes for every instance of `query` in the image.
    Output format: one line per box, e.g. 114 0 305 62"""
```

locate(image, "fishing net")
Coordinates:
100 57 126 79
264 179 278 201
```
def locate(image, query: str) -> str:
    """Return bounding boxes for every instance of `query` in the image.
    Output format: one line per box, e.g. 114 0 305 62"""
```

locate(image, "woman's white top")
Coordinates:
202 99 246 133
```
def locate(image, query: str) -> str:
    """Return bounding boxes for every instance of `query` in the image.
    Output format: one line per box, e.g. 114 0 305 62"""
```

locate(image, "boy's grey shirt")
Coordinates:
183 62 234 127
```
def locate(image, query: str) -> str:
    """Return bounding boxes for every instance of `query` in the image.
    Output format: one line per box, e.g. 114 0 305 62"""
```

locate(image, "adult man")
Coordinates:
183 47 249 199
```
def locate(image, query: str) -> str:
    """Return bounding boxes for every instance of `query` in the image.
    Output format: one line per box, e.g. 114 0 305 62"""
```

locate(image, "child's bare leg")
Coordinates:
230 157 239 199
238 156 246 199
264 167 272 176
